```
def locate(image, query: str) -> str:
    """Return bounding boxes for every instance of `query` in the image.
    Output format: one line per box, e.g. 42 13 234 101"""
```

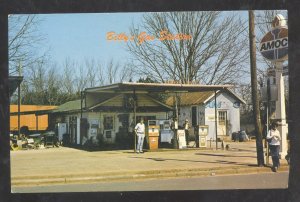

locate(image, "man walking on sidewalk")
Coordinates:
135 118 145 153
267 121 281 172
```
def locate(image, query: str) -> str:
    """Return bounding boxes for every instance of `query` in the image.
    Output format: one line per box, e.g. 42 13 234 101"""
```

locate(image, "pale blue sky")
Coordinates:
10 11 287 80
37 13 143 66
36 12 249 68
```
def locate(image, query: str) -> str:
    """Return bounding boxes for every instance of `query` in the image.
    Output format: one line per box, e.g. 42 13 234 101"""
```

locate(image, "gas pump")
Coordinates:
148 120 159 150
197 125 208 148
159 120 173 144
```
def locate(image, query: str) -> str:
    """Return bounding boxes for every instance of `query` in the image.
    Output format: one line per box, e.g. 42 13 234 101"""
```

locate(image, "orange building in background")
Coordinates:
10 105 57 131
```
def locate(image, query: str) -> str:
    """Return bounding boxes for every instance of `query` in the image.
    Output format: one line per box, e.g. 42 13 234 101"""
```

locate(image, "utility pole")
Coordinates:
18 62 22 136
133 89 137 153
248 10 265 166
173 93 179 149
266 77 270 165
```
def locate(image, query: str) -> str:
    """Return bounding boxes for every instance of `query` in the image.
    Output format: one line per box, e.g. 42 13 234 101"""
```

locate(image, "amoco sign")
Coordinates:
259 14 288 62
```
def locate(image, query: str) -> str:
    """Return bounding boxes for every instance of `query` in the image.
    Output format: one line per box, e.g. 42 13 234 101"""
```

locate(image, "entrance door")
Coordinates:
191 106 197 127
80 118 88 144
69 116 77 144
217 111 227 136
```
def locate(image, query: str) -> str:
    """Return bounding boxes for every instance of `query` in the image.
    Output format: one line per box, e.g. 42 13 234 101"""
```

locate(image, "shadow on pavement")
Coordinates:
129 156 255 167
195 153 257 158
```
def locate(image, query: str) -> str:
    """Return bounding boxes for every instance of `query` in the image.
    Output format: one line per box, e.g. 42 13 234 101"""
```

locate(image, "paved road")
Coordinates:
12 172 289 193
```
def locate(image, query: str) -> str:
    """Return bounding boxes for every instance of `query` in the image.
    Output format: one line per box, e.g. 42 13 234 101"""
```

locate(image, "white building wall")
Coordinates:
81 111 168 144
204 93 241 140
204 106 217 140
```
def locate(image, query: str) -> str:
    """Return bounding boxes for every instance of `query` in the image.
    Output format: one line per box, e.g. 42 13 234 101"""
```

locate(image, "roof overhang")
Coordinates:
10 109 55 116
85 82 234 94
9 76 23 96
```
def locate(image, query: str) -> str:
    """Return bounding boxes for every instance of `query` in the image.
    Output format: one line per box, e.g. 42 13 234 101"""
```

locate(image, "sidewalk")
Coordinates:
10 141 289 187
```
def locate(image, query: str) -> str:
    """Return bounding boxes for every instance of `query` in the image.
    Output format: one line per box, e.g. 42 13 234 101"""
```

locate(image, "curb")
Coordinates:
12 164 289 187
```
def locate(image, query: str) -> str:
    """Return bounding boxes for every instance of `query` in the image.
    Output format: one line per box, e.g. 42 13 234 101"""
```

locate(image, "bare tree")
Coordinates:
127 11 249 84
104 59 132 84
61 58 76 95
118 63 135 83
75 64 88 93
106 59 119 84
96 64 106 86
8 15 47 75
46 64 61 105
30 62 45 93
20 62 62 105
85 58 98 88
16 56 136 106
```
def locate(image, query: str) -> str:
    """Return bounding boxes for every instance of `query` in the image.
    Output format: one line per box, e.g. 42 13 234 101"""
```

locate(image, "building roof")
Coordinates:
52 100 83 113
165 89 246 106
85 82 234 93
10 105 57 115
165 91 214 106
52 93 173 114
15 82 240 115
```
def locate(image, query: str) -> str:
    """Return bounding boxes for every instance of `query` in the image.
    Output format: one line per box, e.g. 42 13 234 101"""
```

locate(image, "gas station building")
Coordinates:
49 82 244 149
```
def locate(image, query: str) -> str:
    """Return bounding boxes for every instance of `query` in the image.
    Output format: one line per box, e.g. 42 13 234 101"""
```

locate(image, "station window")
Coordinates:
103 116 114 130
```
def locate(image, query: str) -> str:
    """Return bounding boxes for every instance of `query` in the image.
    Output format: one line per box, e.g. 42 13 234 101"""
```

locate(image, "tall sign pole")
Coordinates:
259 14 288 159
274 61 288 159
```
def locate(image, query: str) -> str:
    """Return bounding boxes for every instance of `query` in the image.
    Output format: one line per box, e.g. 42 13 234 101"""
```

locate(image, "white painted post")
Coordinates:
77 117 81 145
274 61 288 159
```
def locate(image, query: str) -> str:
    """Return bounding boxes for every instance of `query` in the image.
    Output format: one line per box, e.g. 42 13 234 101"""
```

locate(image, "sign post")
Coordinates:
259 14 288 159
274 62 288 159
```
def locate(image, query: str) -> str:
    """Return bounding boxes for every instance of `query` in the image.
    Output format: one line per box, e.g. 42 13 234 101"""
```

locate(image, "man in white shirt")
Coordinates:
266 121 281 172
135 118 145 153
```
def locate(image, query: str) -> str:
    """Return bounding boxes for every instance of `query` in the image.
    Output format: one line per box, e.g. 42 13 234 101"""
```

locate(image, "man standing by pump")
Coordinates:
183 119 190 147
135 118 145 153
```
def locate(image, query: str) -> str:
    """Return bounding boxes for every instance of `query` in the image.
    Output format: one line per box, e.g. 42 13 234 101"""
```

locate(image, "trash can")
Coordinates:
148 125 159 150
43 131 56 147
239 130 249 142
232 132 239 142
62 133 70 146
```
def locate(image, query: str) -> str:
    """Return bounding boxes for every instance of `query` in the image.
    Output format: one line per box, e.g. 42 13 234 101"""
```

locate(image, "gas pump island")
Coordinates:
259 14 288 159
147 119 208 150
